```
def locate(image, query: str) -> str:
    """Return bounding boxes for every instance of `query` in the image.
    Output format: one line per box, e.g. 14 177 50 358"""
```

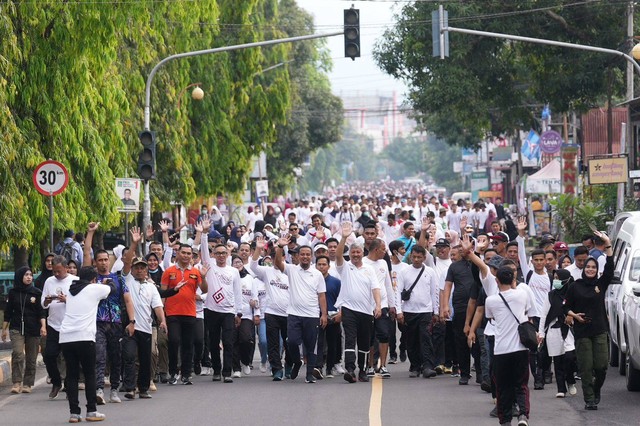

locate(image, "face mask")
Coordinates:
395 253 404 262
552 279 564 290
202 210 208 215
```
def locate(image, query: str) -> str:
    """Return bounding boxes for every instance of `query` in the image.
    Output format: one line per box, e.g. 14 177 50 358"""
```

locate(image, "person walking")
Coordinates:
564 230 614 410
2 267 46 394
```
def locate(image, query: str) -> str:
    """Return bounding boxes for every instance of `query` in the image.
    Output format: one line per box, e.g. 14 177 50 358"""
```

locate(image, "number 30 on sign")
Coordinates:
32 160 69 196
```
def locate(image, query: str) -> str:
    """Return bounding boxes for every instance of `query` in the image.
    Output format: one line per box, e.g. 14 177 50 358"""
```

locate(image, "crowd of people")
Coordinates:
2 185 616 425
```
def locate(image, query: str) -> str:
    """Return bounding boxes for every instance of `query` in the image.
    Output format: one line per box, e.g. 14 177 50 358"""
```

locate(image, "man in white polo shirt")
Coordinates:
274 235 328 384
120 227 169 399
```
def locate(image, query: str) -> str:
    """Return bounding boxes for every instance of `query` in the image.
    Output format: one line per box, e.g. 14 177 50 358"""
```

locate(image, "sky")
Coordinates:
296 0 408 99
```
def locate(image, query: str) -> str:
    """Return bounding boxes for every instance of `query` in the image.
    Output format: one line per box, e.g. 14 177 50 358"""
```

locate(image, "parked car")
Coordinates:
605 211 640 385
623 276 640 390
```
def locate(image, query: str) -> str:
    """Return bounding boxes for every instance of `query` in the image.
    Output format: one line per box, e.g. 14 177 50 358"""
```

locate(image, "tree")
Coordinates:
374 1 627 148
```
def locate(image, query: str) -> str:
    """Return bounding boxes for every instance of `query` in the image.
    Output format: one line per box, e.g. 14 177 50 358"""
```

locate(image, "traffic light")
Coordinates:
137 130 156 181
344 8 360 60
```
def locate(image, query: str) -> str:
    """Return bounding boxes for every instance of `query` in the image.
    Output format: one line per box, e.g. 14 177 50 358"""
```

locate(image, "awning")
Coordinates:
525 158 561 194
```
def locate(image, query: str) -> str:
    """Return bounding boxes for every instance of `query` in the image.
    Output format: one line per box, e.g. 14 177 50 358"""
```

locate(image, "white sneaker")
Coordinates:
96 389 106 405
86 411 106 422
334 364 346 374
232 371 242 378
568 384 577 396
331 367 339 376
109 388 121 403
260 363 267 373
555 392 565 398
242 364 251 376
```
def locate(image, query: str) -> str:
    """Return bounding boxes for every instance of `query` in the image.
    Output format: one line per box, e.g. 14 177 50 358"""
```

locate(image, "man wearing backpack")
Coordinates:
55 230 83 265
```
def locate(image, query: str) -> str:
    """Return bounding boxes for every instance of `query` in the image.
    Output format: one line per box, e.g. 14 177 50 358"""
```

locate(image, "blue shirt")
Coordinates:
96 273 128 323
324 274 341 312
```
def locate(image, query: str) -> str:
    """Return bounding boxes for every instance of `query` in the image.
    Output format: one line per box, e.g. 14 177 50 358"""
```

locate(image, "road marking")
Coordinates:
369 375 383 426
0 375 48 410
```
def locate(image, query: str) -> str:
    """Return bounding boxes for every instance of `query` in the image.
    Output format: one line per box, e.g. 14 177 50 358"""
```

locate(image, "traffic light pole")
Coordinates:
141 31 343 234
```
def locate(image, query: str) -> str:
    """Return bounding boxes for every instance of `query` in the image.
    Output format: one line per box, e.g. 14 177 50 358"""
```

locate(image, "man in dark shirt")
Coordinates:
315 255 342 377
442 253 476 385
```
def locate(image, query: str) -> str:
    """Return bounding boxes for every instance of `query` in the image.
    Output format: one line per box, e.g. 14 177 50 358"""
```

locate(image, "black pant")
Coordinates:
529 317 551 383
287 314 319 376
122 330 152 392
554 351 577 393
44 326 65 388
62 341 97 415
431 320 446 367
167 315 195 377
205 310 235 377
315 322 326 369
342 307 373 372
388 318 398 358
493 350 530 424
444 320 458 367
404 312 435 372
452 312 470 378
193 318 205 370
233 319 255 370
265 313 291 372
201 317 212 368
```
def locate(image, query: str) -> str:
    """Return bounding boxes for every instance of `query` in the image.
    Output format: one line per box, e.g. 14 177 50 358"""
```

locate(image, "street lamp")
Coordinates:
176 83 204 109
633 43 640 61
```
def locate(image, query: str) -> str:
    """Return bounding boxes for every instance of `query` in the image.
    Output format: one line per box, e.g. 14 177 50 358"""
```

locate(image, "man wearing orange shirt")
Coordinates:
161 244 208 385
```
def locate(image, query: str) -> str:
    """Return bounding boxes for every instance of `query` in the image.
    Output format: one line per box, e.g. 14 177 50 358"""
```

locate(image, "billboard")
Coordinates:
588 156 628 185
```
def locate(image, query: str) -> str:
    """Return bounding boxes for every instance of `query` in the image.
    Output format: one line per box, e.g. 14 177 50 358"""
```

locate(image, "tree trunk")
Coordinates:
13 246 29 270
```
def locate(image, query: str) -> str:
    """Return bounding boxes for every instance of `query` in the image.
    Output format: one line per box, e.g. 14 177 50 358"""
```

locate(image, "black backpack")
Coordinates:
56 242 75 263
525 270 553 289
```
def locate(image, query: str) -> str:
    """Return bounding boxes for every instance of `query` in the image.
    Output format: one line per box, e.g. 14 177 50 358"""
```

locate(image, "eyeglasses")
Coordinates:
192 253 199 257
213 251 228 255
289 228 298 231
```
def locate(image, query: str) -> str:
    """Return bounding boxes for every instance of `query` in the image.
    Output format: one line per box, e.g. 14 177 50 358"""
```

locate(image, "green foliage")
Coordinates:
1 0 331 255
549 194 606 243
374 1 627 148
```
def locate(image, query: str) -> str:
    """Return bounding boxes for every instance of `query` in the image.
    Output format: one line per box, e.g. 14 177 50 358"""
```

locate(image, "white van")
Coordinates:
605 211 640 390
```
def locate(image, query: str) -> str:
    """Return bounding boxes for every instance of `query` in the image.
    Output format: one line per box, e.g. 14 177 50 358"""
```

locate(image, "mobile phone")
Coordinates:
48 295 59 300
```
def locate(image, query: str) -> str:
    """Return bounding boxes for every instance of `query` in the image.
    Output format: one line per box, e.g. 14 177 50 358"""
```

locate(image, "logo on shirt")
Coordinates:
169 273 177 280
215 272 232 286
189 273 198 280
213 288 225 304
269 279 288 290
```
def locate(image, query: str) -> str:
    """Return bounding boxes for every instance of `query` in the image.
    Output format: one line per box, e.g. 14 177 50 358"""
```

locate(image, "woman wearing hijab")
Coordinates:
558 254 572 270
564 230 613 410
34 253 55 291
2 267 47 394
110 245 126 274
538 269 577 398
229 226 244 247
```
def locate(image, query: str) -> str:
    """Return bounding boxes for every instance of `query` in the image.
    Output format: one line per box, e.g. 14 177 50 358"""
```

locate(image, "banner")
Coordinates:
588 156 628 184
116 178 141 212
521 130 541 167
561 145 579 194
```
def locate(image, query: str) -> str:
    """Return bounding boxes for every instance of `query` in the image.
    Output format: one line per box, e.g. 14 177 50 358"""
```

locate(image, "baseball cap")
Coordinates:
132 257 148 267
490 232 510 243
313 243 328 253
553 241 569 251
435 238 450 247
486 255 505 270
208 229 223 240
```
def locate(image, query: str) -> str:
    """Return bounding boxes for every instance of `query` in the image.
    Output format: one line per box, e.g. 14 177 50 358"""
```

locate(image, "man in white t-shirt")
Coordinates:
42 255 78 400
334 222 382 384
274 236 328 384
485 266 532 426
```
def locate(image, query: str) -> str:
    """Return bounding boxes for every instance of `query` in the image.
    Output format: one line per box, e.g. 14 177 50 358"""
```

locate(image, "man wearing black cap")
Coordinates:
120 227 168 399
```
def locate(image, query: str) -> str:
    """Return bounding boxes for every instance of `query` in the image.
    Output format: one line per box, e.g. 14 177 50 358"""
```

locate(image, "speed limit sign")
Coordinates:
32 160 69 196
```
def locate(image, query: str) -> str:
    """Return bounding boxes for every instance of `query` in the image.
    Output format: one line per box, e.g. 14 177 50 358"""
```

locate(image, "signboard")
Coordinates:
33 160 69 196
562 145 579 194
521 129 541 167
453 161 463 173
255 180 269 198
116 178 142 212
526 176 561 194
588 156 628 185
539 130 563 154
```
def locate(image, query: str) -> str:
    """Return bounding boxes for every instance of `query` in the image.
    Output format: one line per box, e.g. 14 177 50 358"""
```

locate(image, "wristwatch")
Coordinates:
236 313 243 318
128 320 136 325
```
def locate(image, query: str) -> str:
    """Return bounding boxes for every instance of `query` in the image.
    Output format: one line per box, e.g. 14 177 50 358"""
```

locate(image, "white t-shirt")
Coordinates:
283 264 326 318
485 288 532 355
565 263 583 281
250 259 289 317
123 273 163 334
335 261 380 315
363 257 394 309
380 222 401 244
41 274 77 332
59 283 110 343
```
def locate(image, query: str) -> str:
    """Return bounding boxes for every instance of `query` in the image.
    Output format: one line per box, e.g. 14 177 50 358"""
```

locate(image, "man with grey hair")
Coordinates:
335 222 382 383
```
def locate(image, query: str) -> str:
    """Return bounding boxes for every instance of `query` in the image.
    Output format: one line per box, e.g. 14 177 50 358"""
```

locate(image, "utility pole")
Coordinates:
624 0 634 205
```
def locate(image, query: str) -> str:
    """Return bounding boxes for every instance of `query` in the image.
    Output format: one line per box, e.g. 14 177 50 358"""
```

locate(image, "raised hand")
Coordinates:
517 216 527 232
130 226 142 244
341 221 353 238
421 216 431 231
194 221 204 233
201 218 212 232
159 220 170 232
145 224 154 239
87 222 100 233
315 226 325 240
255 235 266 250
460 233 473 253
277 234 291 248
460 216 468 230
593 230 610 246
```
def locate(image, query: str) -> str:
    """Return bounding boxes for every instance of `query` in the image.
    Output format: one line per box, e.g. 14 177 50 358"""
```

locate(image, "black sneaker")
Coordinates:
194 363 202 376
422 368 437 378
168 375 178 385
305 374 316 384
312 367 324 380
388 356 398 365
459 377 469 385
181 375 193 385
159 373 169 384
594 389 601 405
544 371 553 385
366 367 376 377
481 380 492 393
534 381 544 390
490 406 498 418
49 385 62 400
124 390 135 400
585 402 598 410
290 361 302 380
399 350 407 362
344 371 357 383
212 374 221 382
223 376 233 383
358 370 369 383
139 391 152 399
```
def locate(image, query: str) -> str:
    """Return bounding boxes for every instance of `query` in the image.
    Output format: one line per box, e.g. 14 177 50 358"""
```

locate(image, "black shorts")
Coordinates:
372 308 391 344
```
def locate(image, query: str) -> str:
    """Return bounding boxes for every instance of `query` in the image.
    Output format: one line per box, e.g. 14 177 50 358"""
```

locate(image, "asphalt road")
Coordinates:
0 351 638 426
